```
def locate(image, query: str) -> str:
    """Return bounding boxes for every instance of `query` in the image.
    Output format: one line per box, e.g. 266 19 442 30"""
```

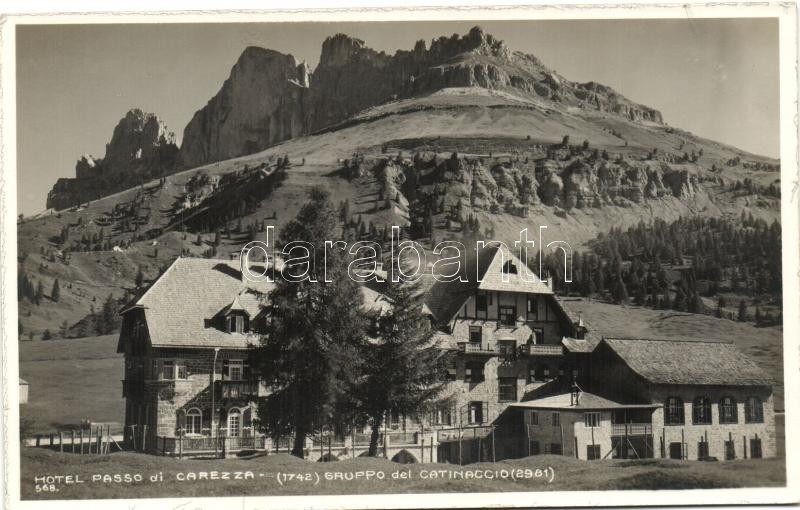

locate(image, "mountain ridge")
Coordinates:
176 26 665 171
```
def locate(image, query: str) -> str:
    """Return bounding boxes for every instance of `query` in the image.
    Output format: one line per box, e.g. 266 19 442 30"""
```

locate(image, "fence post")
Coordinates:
492 426 496 462
179 429 183 460
421 438 425 463
35 435 40 447
71 430 75 454
142 425 148 453
221 429 227 459
59 432 63 453
79 429 84 454
328 436 332 461
458 424 463 465
49 433 54 447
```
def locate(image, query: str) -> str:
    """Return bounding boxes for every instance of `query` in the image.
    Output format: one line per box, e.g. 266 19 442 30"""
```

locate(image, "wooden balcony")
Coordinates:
216 380 259 401
437 426 494 442
611 423 653 436
457 342 497 357
520 344 563 356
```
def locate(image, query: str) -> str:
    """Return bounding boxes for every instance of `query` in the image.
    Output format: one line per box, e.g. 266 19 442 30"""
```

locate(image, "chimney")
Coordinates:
570 383 580 407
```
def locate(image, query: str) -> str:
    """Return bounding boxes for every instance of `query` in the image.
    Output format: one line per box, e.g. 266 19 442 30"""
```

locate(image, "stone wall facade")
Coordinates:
648 385 775 460
124 346 259 452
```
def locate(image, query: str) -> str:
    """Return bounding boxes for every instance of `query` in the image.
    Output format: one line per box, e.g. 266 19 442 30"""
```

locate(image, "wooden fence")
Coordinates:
29 426 120 455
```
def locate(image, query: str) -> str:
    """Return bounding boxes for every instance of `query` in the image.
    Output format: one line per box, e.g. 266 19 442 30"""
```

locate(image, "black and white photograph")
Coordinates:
1 3 798 509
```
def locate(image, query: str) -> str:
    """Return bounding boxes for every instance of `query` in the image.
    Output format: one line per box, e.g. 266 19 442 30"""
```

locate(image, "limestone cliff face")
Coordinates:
46 109 178 210
178 47 311 169
177 26 665 170
404 154 697 216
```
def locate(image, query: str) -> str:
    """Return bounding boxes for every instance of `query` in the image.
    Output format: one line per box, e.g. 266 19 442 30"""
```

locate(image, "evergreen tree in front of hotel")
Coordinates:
251 187 368 458
354 258 449 456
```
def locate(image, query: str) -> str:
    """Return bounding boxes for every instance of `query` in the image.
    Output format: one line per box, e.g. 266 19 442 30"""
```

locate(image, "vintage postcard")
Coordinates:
1 3 799 509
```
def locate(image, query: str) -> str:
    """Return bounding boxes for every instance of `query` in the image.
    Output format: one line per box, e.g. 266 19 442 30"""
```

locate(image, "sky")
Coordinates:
16 18 779 216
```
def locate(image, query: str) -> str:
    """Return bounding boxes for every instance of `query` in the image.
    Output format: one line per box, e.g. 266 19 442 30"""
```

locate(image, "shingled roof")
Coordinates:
425 243 554 325
603 337 772 387
125 257 395 349
128 258 275 349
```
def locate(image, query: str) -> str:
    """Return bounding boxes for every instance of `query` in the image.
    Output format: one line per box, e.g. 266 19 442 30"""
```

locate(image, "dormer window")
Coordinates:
502 260 518 274
226 313 248 333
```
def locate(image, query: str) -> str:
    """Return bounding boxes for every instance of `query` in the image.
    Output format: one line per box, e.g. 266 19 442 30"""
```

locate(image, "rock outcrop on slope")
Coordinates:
382 150 699 218
177 26 664 169
46 109 178 210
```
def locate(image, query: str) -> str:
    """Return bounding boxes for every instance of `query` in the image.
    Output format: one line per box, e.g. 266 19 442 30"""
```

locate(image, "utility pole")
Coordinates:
211 347 220 457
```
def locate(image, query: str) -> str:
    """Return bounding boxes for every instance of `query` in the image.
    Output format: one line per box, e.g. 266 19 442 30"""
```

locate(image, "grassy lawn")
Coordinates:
21 447 786 500
19 335 124 434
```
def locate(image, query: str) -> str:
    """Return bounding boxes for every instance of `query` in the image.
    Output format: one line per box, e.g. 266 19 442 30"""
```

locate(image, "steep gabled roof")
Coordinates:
128 257 275 349
602 337 772 387
124 256 394 349
425 243 555 325
511 390 658 410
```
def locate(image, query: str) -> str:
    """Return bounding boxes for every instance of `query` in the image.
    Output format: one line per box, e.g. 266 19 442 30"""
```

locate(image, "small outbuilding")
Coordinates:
19 378 29 404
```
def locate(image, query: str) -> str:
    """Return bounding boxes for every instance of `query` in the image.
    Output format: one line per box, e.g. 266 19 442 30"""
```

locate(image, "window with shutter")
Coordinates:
469 326 482 343
161 360 174 380
177 360 187 379
475 294 488 315
665 397 685 425
692 396 712 424
527 295 537 321
229 360 243 381
745 396 764 423
719 396 738 424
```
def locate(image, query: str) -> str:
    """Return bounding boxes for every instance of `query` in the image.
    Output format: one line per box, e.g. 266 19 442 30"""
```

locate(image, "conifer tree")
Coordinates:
738 299 748 322
51 279 60 302
252 187 368 458
353 259 447 456
35 280 44 305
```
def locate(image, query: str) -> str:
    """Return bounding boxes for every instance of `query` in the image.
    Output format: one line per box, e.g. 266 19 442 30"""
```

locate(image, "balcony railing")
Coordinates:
457 342 497 355
156 434 267 456
521 344 563 356
216 380 259 400
437 426 494 442
611 423 653 436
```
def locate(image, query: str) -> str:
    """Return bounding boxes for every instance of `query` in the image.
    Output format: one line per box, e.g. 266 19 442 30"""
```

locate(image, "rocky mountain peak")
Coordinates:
46 109 179 210
104 108 174 170
319 34 372 67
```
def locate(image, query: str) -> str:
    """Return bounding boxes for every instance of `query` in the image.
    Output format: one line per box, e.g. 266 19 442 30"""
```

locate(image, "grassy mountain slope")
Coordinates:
17 88 781 340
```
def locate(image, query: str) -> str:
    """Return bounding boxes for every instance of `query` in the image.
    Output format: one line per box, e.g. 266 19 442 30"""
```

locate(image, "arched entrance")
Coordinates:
227 408 241 437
